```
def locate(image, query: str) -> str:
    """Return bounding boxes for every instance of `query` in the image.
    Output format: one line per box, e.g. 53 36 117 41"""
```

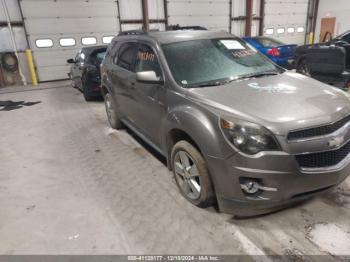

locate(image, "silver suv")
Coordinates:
101 30 350 216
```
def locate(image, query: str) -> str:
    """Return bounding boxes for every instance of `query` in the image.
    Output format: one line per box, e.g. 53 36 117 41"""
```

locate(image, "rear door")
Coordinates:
110 42 139 123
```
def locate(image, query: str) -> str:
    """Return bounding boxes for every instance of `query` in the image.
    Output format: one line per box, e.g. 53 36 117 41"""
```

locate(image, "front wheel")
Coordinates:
104 93 123 129
171 140 215 207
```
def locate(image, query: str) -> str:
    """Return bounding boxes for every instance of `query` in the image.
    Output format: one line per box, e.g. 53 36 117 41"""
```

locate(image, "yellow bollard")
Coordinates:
25 49 38 86
308 32 314 45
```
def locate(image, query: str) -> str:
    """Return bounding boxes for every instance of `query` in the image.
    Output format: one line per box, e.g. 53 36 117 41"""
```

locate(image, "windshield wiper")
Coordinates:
237 71 279 80
187 71 280 88
187 79 229 88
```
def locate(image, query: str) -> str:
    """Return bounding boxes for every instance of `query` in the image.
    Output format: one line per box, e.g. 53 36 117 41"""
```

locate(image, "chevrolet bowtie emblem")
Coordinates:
328 136 344 148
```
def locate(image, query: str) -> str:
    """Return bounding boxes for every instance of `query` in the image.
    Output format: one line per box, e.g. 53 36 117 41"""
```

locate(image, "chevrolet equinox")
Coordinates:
100 30 350 216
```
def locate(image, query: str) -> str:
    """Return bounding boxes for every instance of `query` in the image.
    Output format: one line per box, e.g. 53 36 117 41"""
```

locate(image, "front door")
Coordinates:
133 43 166 147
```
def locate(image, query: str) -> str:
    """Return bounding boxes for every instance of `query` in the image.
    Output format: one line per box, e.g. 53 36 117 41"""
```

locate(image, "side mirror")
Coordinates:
67 58 75 64
136 71 163 84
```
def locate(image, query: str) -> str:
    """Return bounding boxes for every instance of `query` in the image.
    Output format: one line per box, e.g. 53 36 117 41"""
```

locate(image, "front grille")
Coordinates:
288 115 350 141
295 140 350 168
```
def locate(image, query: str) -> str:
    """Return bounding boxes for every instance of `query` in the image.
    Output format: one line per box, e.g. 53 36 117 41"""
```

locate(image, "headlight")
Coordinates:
220 118 280 155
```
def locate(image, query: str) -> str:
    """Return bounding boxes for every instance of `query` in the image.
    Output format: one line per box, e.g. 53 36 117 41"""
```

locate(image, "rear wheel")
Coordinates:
297 59 311 76
171 140 214 207
83 87 94 101
82 75 94 101
104 93 123 129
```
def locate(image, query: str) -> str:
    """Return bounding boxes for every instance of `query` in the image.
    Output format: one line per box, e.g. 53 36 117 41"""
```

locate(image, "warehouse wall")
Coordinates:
315 0 350 42
1 0 311 84
0 0 27 52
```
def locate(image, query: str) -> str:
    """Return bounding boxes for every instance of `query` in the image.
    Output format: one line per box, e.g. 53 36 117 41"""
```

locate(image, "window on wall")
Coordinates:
287 27 295 33
297 27 305 33
265 28 274 35
59 38 76 47
102 36 114 44
35 39 53 48
82 37 97 45
277 28 285 34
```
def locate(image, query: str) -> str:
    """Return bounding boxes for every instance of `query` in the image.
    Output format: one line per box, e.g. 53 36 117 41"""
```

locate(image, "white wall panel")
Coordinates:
121 23 166 32
0 0 22 21
119 0 143 20
21 0 118 18
167 0 230 31
149 0 165 19
24 17 118 35
0 0 28 52
0 27 27 52
231 0 245 36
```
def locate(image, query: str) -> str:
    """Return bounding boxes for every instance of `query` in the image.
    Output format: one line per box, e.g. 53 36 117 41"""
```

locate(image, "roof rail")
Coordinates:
166 25 208 31
117 30 145 36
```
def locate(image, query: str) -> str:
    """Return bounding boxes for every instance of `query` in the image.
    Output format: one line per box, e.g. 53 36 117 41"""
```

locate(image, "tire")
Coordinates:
82 75 94 101
83 87 94 101
104 93 124 129
171 140 215 207
297 58 311 76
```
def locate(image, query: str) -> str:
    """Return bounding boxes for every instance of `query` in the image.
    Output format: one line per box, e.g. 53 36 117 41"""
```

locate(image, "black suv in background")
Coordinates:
296 30 350 89
67 46 107 101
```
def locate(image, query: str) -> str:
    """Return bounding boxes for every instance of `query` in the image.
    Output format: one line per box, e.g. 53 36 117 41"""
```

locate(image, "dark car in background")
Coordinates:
243 36 297 69
295 30 350 89
67 45 107 101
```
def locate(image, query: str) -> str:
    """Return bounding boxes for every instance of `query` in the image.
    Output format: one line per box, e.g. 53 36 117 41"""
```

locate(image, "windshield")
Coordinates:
162 38 279 87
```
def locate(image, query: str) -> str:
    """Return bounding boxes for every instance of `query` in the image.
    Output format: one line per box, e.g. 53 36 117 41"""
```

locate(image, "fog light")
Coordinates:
240 179 278 195
240 181 260 194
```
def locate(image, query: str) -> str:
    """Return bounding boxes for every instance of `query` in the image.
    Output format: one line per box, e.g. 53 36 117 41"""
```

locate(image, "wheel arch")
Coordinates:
163 107 229 170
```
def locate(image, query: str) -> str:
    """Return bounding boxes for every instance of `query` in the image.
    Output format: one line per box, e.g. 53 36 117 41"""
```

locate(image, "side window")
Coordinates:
135 44 161 77
116 43 138 72
78 52 85 63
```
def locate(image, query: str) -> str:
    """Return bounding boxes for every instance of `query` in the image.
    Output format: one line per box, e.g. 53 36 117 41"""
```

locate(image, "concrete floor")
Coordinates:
0 82 350 257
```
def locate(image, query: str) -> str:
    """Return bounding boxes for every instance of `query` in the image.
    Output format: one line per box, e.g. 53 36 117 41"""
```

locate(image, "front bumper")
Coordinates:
206 151 350 217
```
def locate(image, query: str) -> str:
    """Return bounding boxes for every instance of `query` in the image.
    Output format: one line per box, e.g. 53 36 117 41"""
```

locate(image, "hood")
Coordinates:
189 72 350 135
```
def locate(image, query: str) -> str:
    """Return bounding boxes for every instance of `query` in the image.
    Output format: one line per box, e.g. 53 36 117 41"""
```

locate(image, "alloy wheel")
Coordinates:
173 150 201 200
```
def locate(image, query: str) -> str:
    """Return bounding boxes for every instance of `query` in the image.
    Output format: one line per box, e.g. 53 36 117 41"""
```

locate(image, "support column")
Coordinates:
245 0 253 36
142 0 150 32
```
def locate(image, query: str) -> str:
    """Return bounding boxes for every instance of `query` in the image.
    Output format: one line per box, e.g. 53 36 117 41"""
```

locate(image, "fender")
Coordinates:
161 104 233 160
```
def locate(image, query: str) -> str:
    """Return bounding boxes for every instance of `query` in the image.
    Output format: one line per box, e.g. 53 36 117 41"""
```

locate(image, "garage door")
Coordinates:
167 0 230 32
264 0 308 44
20 0 120 82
